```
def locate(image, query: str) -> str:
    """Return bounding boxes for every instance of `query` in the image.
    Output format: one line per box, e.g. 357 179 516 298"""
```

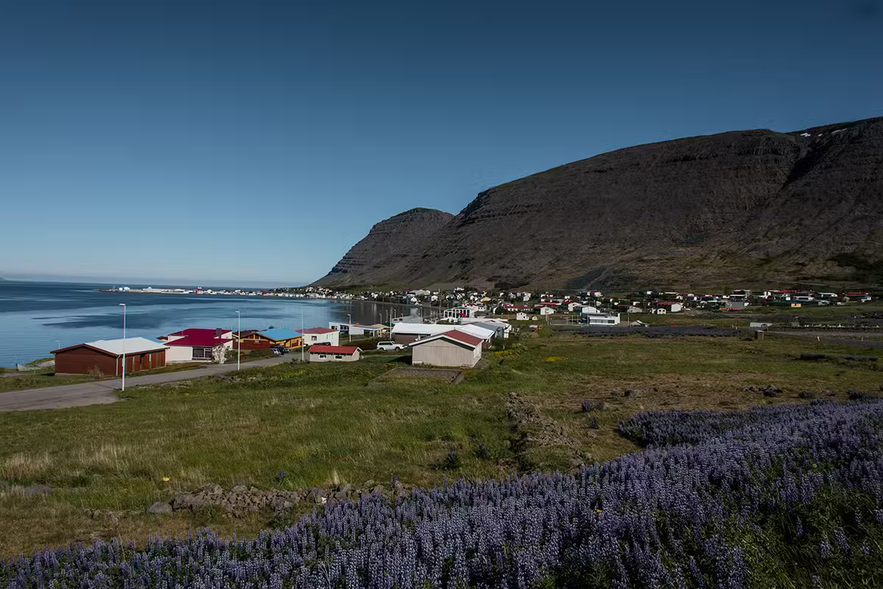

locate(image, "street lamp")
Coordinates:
235 310 241 370
347 313 352 343
119 303 126 391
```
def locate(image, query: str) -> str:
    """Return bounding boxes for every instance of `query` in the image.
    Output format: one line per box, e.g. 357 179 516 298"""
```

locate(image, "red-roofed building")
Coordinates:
308 345 361 363
160 328 233 362
298 327 340 347
410 329 483 368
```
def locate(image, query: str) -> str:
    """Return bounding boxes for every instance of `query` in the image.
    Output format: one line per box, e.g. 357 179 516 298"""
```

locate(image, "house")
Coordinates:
654 302 683 313
462 318 512 339
516 312 530 321
390 323 455 344
538 307 555 316
410 330 483 368
160 328 233 363
443 307 476 320
309 346 361 362
578 305 602 315
583 313 621 326
52 337 168 376
328 322 386 337
456 323 496 346
298 327 340 346
235 329 304 349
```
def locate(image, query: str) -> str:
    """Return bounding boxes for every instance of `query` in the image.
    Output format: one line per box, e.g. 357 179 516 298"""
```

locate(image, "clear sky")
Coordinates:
1 0 881 287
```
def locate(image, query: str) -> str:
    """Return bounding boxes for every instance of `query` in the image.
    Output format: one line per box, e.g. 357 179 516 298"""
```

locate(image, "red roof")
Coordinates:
412 330 482 348
309 346 359 355
299 327 336 334
163 329 231 347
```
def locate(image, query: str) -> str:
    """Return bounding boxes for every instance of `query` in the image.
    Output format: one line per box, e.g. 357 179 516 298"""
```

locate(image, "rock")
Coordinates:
204 484 223 495
333 490 348 501
24 484 53 496
231 485 248 493
147 502 173 515
763 385 781 398
624 389 638 398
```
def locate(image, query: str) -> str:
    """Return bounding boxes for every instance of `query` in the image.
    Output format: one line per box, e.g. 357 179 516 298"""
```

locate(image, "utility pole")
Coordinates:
119 303 126 390
236 310 241 370
347 313 352 343
301 310 305 363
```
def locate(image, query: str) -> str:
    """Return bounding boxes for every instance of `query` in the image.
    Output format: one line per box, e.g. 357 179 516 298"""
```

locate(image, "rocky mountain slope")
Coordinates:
316 208 454 288
314 117 883 290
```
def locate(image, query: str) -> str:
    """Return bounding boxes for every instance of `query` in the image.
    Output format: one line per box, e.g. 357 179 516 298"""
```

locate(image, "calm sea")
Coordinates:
0 281 418 367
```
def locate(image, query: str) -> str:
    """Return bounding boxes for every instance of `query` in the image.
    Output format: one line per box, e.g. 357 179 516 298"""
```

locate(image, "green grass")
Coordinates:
0 331 881 556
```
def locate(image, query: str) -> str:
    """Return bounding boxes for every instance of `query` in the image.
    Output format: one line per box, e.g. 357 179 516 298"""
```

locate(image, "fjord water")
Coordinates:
0 281 414 367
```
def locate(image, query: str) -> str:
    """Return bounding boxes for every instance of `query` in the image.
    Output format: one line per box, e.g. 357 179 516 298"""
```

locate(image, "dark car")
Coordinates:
270 345 288 355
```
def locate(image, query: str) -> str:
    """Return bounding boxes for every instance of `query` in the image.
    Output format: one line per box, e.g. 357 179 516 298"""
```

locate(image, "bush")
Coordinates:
580 400 604 413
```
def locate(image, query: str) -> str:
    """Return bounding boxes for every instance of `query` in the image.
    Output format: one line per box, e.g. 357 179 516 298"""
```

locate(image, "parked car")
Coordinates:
270 345 288 355
376 341 405 351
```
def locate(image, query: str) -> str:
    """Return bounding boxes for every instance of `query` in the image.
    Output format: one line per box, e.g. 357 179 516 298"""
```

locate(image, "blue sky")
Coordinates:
1 0 881 287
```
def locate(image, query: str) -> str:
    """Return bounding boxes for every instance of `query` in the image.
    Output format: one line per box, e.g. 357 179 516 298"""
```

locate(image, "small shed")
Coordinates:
52 337 168 376
309 346 361 362
410 330 482 368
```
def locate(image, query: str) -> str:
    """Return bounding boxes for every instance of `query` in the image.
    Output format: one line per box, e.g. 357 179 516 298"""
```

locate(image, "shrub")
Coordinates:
4 400 882 588
580 400 604 413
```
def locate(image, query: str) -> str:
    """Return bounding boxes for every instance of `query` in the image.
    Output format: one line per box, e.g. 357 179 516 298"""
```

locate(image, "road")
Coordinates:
0 355 294 412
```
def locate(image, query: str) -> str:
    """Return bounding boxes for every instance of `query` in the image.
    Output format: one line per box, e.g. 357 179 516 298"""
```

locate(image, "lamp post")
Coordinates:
300 310 305 363
119 303 126 391
235 310 241 370
347 313 352 343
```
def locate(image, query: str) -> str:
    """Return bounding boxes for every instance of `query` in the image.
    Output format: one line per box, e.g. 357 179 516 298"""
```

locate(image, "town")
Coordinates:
47 284 875 379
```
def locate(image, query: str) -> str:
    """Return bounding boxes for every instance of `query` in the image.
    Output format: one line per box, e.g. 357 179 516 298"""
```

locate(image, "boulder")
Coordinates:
147 502 173 515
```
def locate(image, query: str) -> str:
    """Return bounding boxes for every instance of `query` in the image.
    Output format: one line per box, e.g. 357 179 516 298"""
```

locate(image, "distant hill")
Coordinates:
314 117 883 291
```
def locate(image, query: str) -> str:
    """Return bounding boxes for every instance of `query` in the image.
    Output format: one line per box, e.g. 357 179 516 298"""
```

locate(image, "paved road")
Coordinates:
0 356 294 412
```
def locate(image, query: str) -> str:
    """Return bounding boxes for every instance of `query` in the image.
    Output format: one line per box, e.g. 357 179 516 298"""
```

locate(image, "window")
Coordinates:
335 355 343 359
319 354 327 359
192 347 213 360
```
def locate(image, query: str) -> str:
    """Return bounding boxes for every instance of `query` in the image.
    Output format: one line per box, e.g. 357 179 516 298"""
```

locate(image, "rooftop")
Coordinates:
52 337 168 356
260 329 304 341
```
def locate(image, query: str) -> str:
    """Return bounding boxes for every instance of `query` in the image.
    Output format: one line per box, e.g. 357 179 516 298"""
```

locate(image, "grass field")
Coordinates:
0 329 881 557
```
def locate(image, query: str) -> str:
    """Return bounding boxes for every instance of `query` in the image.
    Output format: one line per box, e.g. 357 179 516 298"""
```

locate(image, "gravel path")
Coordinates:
0 356 293 412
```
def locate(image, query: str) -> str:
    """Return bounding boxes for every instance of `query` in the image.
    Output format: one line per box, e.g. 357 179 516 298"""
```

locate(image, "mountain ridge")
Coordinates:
314 117 883 290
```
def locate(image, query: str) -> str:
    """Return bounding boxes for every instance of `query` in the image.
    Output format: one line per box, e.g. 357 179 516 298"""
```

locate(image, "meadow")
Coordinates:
0 328 881 582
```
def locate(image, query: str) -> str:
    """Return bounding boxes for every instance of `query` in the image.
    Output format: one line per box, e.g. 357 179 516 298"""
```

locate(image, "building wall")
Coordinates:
309 350 360 363
303 331 339 346
55 347 166 375
412 340 480 368
166 346 194 363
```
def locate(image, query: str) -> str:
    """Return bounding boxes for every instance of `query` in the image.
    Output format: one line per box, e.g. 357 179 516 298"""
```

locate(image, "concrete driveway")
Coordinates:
0 355 294 412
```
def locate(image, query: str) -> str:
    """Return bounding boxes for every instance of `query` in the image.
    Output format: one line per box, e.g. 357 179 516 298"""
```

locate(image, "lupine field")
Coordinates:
2 396 882 588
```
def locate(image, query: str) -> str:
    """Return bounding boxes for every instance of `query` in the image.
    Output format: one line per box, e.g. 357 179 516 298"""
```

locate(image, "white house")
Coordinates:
443 307 476 320
309 346 361 362
329 322 386 337
456 323 496 346
578 305 602 315
160 328 233 363
538 307 555 316
298 327 340 346
583 313 621 327
516 312 529 321
410 330 483 368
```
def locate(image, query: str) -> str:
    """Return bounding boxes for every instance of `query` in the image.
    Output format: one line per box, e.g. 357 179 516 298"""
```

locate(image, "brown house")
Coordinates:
52 337 168 376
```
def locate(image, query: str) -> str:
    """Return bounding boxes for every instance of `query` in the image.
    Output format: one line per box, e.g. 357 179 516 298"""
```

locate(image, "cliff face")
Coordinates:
315 117 883 290
314 208 454 288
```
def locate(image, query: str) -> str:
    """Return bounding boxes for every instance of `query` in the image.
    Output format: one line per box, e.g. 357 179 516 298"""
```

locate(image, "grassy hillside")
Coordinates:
0 330 881 557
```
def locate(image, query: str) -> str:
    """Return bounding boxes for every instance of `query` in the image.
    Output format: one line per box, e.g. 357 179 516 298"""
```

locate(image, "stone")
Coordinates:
231 485 248 493
205 484 223 495
23 484 53 496
147 502 173 515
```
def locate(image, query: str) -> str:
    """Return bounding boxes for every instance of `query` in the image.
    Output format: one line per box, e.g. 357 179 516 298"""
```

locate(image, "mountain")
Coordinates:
314 117 883 291
316 208 455 288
